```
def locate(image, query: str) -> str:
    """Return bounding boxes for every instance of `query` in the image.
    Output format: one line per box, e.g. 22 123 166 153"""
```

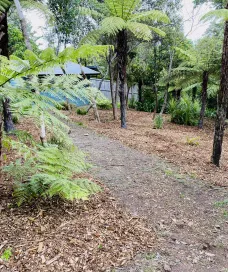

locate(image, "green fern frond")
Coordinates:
0 0 11 12
201 9 228 22
105 0 140 19
126 22 152 41
101 16 126 35
149 26 166 37
130 10 170 24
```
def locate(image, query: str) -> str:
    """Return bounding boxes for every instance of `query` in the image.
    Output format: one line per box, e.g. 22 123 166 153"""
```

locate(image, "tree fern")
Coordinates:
4 140 101 206
0 0 11 12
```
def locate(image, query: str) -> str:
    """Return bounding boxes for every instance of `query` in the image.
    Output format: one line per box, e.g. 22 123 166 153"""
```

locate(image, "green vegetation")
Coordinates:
169 97 200 126
97 100 112 110
77 108 88 115
0 248 12 261
153 115 163 129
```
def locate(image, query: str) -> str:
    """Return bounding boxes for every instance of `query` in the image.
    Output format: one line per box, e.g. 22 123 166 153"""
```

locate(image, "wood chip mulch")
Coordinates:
0 118 155 272
0 186 155 272
68 109 228 187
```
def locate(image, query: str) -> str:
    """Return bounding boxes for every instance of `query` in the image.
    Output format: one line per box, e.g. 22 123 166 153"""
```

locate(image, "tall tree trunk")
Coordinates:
198 71 209 129
160 50 174 115
117 30 128 128
153 84 158 120
0 12 14 134
0 13 8 56
138 79 143 103
2 98 14 133
109 58 117 120
212 11 228 167
13 0 32 50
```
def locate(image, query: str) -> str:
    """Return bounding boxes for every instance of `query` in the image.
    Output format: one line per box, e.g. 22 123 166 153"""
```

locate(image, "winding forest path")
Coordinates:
71 125 228 272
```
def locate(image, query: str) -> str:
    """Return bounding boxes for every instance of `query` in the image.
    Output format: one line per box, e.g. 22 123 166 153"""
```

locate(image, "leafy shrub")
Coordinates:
186 137 200 146
128 97 137 109
56 102 70 111
12 115 20 124
169 96 200 126
97 100 112 110
76 108 88 115
205 108 217 119
4 142 101 206
153 115 163 129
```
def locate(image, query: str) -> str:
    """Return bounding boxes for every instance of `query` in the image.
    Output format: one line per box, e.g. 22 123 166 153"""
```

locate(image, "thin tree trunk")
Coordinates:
0 114 3 168
117 30 128 128
126 84 130 108
138 79 143 103
153 84 158 120
160 50 174 115
212 9 228 167
13 0 32 50
109 58 117 120
198 71 209 129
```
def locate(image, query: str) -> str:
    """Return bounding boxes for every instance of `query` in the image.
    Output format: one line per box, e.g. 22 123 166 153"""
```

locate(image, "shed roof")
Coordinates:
39 62 100 76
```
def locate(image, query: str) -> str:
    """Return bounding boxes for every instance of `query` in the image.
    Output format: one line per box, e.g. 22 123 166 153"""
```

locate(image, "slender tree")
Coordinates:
202 5 228 166
13 0 32 50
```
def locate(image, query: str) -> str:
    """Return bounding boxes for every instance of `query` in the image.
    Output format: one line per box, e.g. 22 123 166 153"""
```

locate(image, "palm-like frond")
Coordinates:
101 16 126 36
130 10 170 24
105 0 140 19
201 9 228 22
127 22 152 41
0 0 11 13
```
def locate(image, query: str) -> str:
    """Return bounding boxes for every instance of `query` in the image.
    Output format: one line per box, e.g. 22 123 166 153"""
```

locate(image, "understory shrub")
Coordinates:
205 108 217 119
97 100 112 110
169 96 200 126
3 139 101 206
77 108 88 115
128 97 137 109
153 115 163 129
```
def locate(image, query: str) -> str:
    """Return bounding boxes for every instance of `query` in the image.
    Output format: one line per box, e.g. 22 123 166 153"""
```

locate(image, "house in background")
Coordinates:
39 62 100 107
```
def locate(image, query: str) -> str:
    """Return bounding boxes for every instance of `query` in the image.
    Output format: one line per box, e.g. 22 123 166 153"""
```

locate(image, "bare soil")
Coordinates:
67 110 228 271
69 109 228 187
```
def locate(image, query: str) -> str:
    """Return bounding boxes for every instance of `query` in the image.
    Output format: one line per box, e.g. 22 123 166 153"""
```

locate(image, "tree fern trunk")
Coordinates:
0 12 15 134
138 79 143 103
198 70 209 129
212 12 228 167
0 13 8 56
117 30 128 128
2 98 14 133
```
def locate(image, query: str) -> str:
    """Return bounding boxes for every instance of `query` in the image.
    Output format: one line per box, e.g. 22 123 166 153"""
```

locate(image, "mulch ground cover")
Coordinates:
0 119 155 272
68 109 228 187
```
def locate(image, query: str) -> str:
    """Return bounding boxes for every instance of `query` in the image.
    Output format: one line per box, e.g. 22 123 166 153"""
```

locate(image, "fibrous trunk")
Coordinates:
198 70 209 129
212 13 228 167
117 30 128 128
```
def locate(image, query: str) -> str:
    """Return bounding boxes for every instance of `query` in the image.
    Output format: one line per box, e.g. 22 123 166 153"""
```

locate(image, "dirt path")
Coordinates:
71 125 228 272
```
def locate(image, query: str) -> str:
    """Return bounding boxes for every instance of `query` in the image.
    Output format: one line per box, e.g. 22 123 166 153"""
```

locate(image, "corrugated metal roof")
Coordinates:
39 62 100 75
